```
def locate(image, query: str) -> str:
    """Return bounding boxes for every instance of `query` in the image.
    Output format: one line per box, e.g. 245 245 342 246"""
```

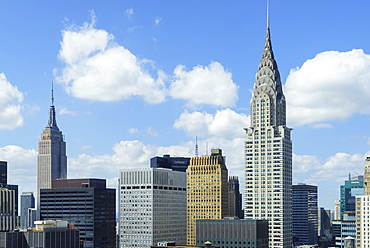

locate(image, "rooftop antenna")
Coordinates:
266 0 270 30
195 136 199 157
51 81 54 106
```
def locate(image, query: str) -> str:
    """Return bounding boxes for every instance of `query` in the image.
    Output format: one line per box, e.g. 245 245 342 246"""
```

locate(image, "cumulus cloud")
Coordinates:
285 49 370 127
169 62 238 108
174 108 248 139
293 154 321 173
56 14 166 104
0 145 37 195
0 74 24 129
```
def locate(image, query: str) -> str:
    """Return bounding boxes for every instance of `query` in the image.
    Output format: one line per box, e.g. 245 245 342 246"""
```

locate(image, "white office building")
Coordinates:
119 168 186 248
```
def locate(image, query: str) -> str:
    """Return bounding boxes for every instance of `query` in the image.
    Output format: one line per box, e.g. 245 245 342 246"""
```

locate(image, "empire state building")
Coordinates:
244 24 293 248
37 88 67 194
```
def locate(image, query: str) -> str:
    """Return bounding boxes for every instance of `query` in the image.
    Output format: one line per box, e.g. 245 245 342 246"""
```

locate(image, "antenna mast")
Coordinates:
51 81 54 106
195 136 199 157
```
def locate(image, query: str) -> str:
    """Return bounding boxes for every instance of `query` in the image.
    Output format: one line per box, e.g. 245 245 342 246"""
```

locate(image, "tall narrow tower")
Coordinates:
37 86 67 195
243 11 293 248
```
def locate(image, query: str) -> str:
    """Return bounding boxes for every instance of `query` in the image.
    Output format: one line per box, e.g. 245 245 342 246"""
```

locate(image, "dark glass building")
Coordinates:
39 178 116 248
150 154 190 172
292 184 318 246
228 176 243 219
0 161 7 187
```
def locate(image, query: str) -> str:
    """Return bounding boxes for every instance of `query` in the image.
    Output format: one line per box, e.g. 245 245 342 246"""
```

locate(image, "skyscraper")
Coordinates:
40 178 116 248
20 192 35 229
243 18 293 248
0 161 7 187
355 157 370 247
150 154 190 172
119 168 186 247
340 175 363 220
186 149 229 245
36 87 67 195
292 184 318 246
364 157 370 195
228 176 243 219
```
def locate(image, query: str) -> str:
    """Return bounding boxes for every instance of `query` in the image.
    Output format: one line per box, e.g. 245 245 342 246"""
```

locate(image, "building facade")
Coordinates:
292 184 318 246
0 161 7 187
355 195 370 247
228 176 243 219
318 208 334 247
364 157 370 195
243 24 292 247
0 187 20 231
36 91 67 197
119 168 186 248
20 192 35 229
186 149 229 245
39 179 116 248
340 175 363 220
0 220 80 248
196 218 268 248
150 154 190 172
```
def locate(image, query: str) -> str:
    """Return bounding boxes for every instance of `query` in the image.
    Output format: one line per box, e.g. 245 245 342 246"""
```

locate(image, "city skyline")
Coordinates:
0 1 370 210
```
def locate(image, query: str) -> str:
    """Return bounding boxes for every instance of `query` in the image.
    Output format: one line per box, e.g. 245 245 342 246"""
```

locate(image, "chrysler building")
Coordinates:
244 20 293 248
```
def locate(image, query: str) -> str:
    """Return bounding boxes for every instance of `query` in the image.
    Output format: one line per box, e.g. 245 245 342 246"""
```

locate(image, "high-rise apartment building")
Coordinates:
292 184 318 246
186 149 229 245
20 192 35 229
119 168 186 248
364 157 370 195
355 157 370 248
243 22 292 248
37 89 67 195
40 178 116 248
228 176 243 219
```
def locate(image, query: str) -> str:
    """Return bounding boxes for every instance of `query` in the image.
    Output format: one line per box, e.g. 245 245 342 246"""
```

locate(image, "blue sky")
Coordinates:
0 1 370 210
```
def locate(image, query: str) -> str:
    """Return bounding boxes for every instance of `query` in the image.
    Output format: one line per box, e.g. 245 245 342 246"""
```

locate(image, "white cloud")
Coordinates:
128 128 139 134
56 15 166 104
59 107 76 116
126 8 134 19
0 74 24 129
285 49 370 127
169 62 238 108
0 145 37 195
311 123 333 129
174 108 249 139
146 127 158 137
155 17 162 25
81 145 93 150
293 154 321 173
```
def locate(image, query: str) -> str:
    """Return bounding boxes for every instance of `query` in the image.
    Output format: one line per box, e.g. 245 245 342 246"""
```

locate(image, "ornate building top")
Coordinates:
250 25 286 128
